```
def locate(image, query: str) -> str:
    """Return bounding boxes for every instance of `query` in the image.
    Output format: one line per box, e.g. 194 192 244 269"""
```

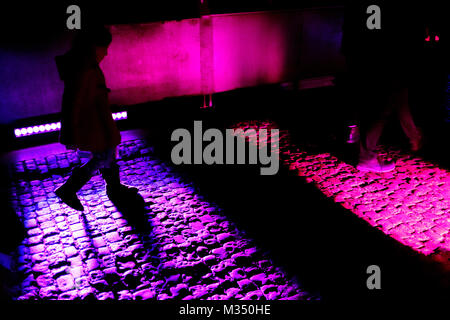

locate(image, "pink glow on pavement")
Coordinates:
231 120 450 263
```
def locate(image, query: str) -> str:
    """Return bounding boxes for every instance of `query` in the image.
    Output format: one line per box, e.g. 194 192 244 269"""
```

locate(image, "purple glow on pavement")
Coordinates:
9 141 312 300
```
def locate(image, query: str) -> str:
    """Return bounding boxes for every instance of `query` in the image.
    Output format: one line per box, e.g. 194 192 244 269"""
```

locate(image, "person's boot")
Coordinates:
100 164 138 200
55 166 92 211
357 157 395 173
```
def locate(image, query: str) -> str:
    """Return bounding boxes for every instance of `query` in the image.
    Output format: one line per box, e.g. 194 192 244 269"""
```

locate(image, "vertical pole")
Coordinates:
200 0 214 108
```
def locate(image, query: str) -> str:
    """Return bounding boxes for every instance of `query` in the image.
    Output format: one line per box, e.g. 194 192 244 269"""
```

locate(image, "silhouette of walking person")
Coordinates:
342 1 423 172
54 26 137 211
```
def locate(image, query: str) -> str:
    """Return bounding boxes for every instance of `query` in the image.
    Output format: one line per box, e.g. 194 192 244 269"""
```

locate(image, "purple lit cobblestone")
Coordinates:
8 140 315 300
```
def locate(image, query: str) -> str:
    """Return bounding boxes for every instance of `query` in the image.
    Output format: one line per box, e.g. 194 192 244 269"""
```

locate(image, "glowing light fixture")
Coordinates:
14 111 128 138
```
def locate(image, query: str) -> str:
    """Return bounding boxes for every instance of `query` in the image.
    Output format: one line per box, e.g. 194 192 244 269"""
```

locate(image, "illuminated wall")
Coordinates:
211 9 345 92
103 19 202 106
0 7 344 124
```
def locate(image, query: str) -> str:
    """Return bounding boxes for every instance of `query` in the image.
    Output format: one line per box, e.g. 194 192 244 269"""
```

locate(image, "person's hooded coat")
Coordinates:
55 49 121 152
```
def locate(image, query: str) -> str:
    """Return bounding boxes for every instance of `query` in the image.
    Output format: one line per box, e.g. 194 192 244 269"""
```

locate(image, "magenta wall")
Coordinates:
210 9 346 91
103 8 344 107
0 7 344 124
103 20 202 106
212 11 293 93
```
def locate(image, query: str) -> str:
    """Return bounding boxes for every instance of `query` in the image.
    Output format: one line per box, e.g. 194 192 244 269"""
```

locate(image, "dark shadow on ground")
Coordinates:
131 86 449 303
77 189 154 299
109 191 153 235
168 161 449 303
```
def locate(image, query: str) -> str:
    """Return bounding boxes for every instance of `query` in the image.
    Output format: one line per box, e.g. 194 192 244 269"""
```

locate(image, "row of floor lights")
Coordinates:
112 111 127 120
14 122 61 137
14 111 127 138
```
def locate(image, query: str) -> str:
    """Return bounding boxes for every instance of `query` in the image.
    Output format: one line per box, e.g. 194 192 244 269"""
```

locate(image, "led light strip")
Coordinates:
112 111 128 120
14 111 127 138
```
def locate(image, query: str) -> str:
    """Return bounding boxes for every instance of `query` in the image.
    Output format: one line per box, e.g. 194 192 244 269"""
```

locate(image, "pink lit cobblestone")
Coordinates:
232 120 450 261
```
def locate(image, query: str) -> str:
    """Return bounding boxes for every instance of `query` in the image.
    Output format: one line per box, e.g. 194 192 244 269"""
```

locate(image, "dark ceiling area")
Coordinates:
0 1 446 47
0 1 346 45
1 1 446 31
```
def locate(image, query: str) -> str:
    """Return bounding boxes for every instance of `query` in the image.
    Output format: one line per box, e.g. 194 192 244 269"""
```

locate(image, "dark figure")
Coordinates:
54 27 137 211
342 1 423 172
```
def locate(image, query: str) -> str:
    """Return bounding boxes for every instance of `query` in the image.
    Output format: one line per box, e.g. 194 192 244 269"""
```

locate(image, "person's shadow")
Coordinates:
108 190 153 235
76 190 154 300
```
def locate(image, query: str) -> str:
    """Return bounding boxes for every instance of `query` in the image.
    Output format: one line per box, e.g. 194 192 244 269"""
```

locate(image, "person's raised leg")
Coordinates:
55 152 101 211
395 88 423 152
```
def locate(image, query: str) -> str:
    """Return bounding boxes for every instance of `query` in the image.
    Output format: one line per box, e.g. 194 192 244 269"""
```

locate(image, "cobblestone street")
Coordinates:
233 120 450 271
1 0 449 307
8 140 315 301
5 118 450 301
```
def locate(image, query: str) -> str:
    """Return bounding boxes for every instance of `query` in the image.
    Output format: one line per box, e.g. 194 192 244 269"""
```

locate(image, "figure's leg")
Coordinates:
359 115 387 162
359 86 391 161
55 152 102 211
357 87 396 172
394 87 423 151
99 148 138 199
